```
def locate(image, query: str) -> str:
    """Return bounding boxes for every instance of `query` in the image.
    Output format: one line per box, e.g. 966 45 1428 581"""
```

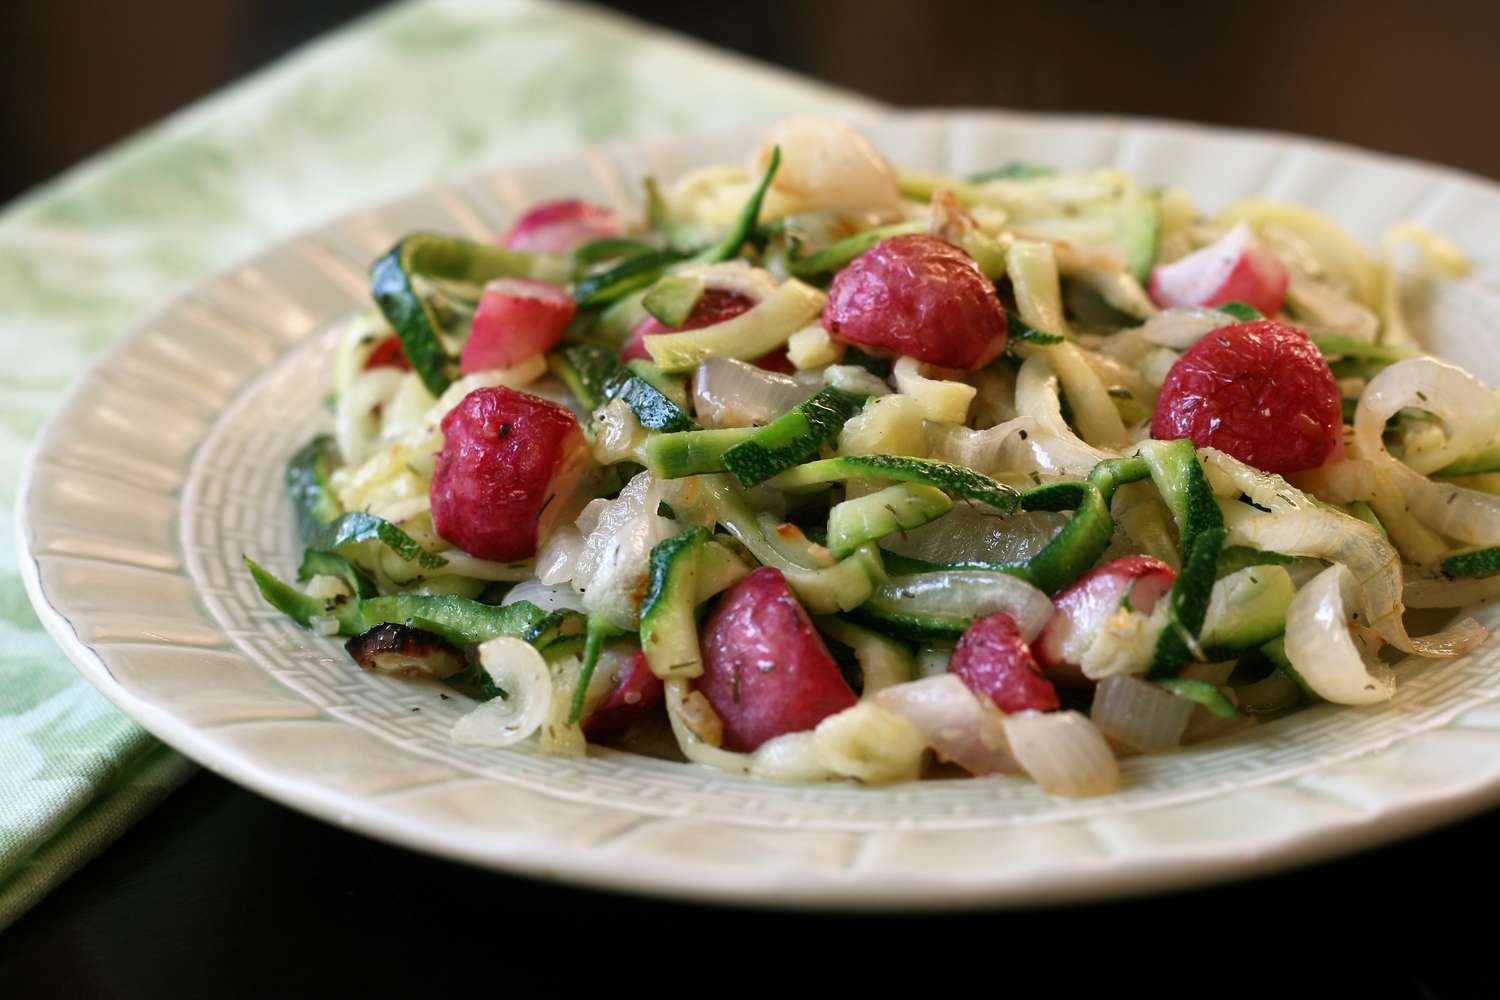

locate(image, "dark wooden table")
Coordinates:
7 4 1500 996
2 768 1498 997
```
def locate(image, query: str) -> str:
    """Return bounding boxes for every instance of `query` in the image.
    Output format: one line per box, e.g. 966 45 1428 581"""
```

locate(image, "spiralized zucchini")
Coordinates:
245 116 1497 799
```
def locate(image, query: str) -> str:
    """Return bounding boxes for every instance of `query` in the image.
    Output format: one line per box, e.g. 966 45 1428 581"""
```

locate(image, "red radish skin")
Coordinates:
948 612 1060 713
429 386 584 562
694 567 857 752
501 199 622 254
582 650 664 741
622 288 794 372
460 278 576 374
821 234 1007 371
364 334 412 371
1034 556 1176 687
1152 319 1343 475
1148 223 1290 318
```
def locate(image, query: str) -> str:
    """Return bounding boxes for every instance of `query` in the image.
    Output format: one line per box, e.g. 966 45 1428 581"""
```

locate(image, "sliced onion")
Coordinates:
1356 357 1500 477
970 364 1019 428
1206 448 1485 657
1041 342 1131 450
1285 273 1379 340
1354 358 1500 543
1014 432 1114 480
1003 710 1120 797
450 638 552 748
926 418 1036 476
580 514 668 629
758 116 904 217
692 357 809 428
336 367 405 466
664 698 923 785
1007 239 1074 339
893 356 976 425
1140 346 1180 388
823 364 892 397
866 570 1055 641
501 578 586 614
535 525 583 586
1080 349 1158 410
1219 501 1481 658
744 732 837 783
379 372 439 443
881 504 1067 567
1015 352 1114 468
572 471 657 588
1138 306 1234 349
811 703 927 784
1074 267 1157 320
1283 564 1395 705
677 260 779 302
1089 675 1194 752
591 397 647 465
538 655 587 758
875 674 1021 775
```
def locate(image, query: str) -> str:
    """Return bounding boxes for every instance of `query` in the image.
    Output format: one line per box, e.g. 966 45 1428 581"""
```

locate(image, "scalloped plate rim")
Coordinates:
17 108 1500 910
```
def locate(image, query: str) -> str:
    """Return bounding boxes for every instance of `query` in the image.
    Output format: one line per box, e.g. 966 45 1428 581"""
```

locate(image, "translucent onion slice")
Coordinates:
892 356 976 425
866 570 1055 642
580 513 669 629
451 638 553 748
823 364 892 397
1206 448 1485 657
929 408 1115 483
1283 564 1395 705
662 680 920 784
693 357 810 428
1219 501 1482 658
678 260 779 302
1089 675 1195 752
1042 342 1131 450
1353 358 1500 544
501 579 586 614
572 471 658 589
1003 711 1120 797
881 505 1068 568
535 525 583 586
810 702 927 784
758 116 904 217
591 397 648 465
1015 352 1114 472
1138 306 1233 349
336 367 405 467
875 674 1021 775
1356 357 1500 476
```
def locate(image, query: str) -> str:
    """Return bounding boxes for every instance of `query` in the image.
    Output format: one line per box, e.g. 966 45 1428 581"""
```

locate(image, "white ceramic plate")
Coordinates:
19 111 1500 909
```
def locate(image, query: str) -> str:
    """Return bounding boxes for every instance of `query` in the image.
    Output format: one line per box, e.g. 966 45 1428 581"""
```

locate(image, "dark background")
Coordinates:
6 2 1500 996
4 0 1499 206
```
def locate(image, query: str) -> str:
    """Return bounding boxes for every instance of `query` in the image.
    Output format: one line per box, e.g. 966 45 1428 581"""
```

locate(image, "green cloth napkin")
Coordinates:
0 0 871 931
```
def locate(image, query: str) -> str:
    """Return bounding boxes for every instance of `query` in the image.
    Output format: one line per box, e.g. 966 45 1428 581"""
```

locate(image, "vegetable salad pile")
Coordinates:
247 117 1499 796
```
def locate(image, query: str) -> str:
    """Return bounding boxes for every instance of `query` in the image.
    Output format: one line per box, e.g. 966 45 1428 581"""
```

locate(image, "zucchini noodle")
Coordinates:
244 116 1497 798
